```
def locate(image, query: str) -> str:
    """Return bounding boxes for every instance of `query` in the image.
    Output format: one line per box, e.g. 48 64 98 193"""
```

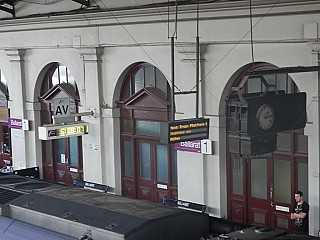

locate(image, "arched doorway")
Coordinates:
226 63 308 232
117 63 177 203
39 63 83 185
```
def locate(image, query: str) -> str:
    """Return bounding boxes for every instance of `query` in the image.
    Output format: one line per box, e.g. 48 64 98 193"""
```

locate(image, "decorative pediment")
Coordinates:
123 87 170 110
39 83 79 103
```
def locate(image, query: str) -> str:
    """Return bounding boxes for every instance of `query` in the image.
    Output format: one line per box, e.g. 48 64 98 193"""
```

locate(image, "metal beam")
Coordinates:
248 66 320 76
0 1 14 17
72 0 90 7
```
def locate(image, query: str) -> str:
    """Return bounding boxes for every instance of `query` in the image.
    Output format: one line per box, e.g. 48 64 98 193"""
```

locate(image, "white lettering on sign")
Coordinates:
85 182 95 188
181 141 201 148
177 201 189 208
11 119 22 127
53 98 70 118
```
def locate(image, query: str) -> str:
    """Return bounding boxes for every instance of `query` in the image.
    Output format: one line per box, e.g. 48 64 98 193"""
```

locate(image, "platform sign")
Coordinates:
53 98 70 118
8 118 29 130
161 118 209 144
175 139 213 154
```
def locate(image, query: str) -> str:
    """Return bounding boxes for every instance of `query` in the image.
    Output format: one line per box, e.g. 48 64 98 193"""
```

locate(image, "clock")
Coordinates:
256 104 275 130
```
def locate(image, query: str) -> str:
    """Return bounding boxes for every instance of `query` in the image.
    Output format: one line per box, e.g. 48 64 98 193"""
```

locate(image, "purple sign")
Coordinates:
8 117 25 130
175 140 201 153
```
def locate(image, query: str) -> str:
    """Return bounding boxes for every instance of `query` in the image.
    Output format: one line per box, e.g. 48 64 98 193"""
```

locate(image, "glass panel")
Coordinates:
274 159 291 203
232 155 243 195
296 135 308 154
124 140 133 177
276 74 288 93
140 143 151 180
265 75 276 91
122 80 131 100
2 126 10 154
44 141 52 164
172 149 177 185
52 68 59 86
157 145 168 183
298 162 308 202
136 120 160 136
67 68 76 90
247 77 262 93
277 133 291 151
59 66 67 83
134 68 144 93
155 68 167 96
251 158 267 199
123 119 133 134
145 65 155 88
69 137 79 167
55 139 66 163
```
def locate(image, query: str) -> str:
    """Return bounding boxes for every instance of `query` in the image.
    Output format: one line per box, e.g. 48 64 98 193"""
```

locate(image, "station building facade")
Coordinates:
0 0 319 236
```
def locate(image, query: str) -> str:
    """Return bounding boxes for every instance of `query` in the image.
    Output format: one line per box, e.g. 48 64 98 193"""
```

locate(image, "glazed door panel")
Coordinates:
137 142 154 201
248 158 271 227
270 156 292 231
135 141 171 203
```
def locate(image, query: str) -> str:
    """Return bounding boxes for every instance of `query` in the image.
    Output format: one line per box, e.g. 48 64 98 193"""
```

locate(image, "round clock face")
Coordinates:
256 104 274 130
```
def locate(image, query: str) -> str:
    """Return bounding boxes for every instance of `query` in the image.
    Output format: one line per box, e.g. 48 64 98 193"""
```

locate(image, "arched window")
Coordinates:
226 63 308 231
41 63 76 95
39 63 83 185
119 63 177 203
121 63 170 100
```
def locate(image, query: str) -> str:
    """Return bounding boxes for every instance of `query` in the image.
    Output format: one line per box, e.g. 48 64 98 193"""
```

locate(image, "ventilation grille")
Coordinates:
0 187 25 205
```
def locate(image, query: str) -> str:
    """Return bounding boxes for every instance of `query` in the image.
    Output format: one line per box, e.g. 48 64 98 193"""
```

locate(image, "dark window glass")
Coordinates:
56 139 66 163
277 133 291 151
134 68 144 94
123 119 133 134
296 135 308 154
157 145 168 183
145 65 155 88
232 155 243 196
136 120 160 137
69 137 79 167
124 140 133 177
140 143 151 180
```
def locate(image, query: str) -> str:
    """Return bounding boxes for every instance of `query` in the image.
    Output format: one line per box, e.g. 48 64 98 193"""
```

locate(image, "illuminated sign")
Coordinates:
160 118 209 144
38 122 89 140
56 125 87 136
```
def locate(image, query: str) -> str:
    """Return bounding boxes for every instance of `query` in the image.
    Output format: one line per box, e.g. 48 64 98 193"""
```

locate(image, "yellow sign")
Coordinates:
0 107 8 120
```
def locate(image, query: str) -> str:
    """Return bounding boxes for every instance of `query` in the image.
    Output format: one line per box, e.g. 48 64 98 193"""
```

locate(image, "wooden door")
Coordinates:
53 136 82 185
137 140 170 203
247 156 294 232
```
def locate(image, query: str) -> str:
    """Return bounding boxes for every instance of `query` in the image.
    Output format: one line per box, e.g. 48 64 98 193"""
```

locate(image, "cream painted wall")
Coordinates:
0 1 319 235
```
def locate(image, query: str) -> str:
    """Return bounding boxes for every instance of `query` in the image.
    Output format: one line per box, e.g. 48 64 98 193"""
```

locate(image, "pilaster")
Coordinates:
78 47 104 184
305 42 320 236
5 49 28 169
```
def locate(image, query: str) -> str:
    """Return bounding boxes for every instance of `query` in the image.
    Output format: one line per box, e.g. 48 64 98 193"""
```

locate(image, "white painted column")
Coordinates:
5 49 28 169
305 42 320 236
78 47 104 184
